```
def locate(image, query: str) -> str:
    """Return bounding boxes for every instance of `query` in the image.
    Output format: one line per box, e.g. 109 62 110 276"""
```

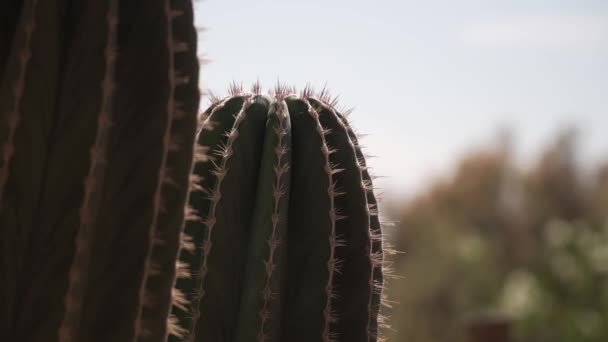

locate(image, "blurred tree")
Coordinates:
388 128 608 342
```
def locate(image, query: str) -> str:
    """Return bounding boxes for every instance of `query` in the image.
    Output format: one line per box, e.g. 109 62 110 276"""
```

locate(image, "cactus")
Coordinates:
1 1 388 341
0 1 199 341
170 84 386 342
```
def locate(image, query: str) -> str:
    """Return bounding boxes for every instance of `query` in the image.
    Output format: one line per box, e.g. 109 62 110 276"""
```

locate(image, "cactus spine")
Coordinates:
170 85 386 342
0 1 199 341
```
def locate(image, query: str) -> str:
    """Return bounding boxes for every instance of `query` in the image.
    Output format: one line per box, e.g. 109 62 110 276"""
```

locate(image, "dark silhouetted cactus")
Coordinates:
170 84 387 342
1 1 388 341
0 0 199 341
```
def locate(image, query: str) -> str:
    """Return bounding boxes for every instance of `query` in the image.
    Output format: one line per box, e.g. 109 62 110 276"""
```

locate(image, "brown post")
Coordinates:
467 315 512 342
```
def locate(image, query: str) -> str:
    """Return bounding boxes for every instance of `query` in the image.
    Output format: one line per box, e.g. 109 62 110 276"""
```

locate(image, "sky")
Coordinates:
194 0 608 198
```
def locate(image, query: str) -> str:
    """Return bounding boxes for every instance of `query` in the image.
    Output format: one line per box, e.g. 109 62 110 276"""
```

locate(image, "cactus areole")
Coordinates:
170 85 386 342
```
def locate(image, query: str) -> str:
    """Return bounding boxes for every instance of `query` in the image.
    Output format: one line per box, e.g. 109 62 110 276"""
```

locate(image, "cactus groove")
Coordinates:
171 84 387 342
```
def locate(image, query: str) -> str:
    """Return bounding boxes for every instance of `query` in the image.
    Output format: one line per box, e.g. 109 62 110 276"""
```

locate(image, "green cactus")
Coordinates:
171 84 386 342
0 0 199 341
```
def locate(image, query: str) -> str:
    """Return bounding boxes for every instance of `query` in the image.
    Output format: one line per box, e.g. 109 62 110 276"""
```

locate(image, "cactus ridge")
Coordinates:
339 113 393 341
58 1 119 341
254 97 291 342
188 95 254 341
310 98 374 342
301 97 340 342
132 0 178 339
170 96 243 342
170 84 387 342
231 94 293 342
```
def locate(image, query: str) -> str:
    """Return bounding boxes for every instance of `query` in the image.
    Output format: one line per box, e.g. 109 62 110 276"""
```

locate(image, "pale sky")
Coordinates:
195 0 608 198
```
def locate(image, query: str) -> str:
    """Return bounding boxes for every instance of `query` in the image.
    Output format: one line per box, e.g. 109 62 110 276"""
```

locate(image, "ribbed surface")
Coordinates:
171 86 385 342
0 1 200 341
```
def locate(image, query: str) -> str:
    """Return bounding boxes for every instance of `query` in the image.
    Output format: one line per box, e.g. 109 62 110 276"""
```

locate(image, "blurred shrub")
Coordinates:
387 130 608 342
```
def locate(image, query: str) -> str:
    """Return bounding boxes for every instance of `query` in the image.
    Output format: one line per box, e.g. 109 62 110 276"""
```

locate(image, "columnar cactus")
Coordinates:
0 1 199 341
170 85 386 342
1 1 388 341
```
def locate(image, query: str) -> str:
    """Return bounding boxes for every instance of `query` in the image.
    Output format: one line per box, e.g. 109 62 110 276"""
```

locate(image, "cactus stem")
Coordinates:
58 2 118 341
0 0 39 209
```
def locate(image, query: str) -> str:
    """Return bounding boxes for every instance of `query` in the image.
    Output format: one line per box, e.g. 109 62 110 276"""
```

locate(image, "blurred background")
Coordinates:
196 1 608 341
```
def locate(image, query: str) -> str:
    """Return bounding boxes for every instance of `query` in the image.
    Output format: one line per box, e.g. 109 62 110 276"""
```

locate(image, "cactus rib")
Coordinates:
311 98 375 342
255 98 291 341
304 99 340 342
132 0 179 338
187 96 253 341
58 2 119 341
339 114 386 340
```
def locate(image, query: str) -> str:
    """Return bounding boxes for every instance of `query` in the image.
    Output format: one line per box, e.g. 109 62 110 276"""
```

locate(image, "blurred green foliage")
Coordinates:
386 129 608 342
